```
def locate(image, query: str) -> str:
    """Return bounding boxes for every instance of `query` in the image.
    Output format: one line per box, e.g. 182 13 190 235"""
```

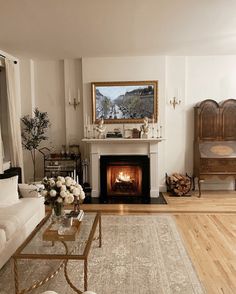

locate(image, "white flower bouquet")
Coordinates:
41 176 85 215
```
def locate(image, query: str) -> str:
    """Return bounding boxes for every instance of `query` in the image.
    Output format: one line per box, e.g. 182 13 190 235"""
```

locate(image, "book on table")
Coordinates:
42 210 84 241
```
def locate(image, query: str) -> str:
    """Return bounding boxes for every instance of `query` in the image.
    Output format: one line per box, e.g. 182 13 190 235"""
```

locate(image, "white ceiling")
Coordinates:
1 0 236 59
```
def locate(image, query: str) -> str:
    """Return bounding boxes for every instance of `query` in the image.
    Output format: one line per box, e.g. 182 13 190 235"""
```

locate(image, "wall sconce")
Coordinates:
68 88 80 110
69 98 79 110
170 97 181 109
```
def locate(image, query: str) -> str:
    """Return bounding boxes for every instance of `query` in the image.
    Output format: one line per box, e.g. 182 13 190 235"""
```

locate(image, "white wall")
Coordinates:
17 54 236 189
165 56 187 175
19 59 84 182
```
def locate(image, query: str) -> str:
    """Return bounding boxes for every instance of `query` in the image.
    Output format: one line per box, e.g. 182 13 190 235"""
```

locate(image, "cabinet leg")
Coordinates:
192 176 196 191
198 179 202 198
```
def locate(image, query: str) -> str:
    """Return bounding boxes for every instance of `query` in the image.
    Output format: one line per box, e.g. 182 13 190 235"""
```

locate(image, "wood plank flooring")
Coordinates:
81 191 236 213
81 191 236 293
175 214 236 294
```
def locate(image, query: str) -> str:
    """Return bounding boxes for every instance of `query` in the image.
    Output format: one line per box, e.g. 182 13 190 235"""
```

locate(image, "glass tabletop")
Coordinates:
15 212 100 259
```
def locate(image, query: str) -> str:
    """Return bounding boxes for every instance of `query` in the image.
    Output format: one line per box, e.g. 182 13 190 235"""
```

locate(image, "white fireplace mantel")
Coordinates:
82 138 164 198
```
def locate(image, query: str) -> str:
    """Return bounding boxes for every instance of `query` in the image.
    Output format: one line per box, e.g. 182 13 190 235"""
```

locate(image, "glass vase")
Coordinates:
52 202 64 222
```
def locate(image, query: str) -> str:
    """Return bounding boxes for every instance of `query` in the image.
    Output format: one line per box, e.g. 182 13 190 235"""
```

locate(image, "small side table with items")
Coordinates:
39 146 82 183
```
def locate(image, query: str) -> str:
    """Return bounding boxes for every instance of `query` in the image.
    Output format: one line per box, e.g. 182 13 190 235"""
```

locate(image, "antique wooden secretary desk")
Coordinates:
193 99 236 196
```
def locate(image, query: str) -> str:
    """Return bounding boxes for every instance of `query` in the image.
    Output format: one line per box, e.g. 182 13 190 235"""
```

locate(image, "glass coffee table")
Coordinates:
12 212 102 294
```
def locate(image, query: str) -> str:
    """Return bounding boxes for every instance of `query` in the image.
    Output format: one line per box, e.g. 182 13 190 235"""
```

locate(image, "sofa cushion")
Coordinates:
0 198 44 240
18 184 43 198
0 228 6 251
0 175 19 205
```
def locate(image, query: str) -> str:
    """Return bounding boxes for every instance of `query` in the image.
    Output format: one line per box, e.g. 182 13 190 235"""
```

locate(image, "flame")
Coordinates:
116 171 132 182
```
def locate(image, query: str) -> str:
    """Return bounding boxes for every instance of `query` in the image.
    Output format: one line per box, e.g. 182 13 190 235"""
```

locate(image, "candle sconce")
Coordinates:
170 97 181 109
69 98 80 110
68 87 80 110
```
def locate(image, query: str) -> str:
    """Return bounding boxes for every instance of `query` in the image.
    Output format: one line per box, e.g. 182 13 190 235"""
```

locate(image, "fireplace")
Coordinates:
82 138 162 198
100 155 150 202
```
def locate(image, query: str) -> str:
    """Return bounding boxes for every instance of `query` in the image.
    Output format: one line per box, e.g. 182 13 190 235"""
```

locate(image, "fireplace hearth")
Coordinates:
100 155 150 203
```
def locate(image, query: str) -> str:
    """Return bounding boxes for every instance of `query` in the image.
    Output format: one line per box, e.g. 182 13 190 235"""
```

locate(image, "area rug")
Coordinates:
0 215 205 294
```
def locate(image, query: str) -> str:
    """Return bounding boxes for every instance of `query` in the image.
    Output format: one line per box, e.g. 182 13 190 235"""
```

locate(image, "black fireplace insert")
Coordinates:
100 155 150 203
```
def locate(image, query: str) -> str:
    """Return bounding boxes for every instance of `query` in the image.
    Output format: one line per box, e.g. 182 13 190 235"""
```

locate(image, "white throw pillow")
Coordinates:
0 176 19 205
18 184 42 198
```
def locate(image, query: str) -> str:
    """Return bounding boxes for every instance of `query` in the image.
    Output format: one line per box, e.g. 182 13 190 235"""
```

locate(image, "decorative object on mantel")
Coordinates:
140 116 150 138
159 125 163 138
106 128 123 138
21 108 50 182
165 173 192 196
91 80 158 124
95 118 106 138
132 128 141 138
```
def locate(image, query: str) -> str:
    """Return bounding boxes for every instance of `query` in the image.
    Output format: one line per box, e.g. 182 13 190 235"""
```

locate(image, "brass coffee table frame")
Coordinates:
13 212 102 294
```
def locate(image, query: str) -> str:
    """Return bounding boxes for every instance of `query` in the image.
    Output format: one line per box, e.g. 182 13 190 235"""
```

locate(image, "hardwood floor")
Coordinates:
81 191 236 293
81 191 236 213
175 214 236 294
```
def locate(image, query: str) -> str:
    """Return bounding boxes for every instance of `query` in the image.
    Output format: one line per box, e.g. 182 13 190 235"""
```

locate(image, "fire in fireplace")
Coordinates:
108 165 142 196
100 155 150 202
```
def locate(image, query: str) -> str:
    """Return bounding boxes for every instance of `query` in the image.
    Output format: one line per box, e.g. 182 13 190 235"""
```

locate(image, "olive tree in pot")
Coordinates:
21 108 50 182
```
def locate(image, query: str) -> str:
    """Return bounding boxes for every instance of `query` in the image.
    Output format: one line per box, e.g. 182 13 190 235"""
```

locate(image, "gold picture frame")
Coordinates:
91 80 158 124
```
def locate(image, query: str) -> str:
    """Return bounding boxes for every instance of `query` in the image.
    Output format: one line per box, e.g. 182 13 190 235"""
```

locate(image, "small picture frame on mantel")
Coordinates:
91 80 158 124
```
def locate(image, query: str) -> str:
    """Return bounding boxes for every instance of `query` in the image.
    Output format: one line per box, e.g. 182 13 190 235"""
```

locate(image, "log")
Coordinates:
166 173 192 196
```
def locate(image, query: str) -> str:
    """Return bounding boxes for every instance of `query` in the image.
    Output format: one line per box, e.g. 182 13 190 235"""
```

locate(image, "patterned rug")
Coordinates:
0 215 205 294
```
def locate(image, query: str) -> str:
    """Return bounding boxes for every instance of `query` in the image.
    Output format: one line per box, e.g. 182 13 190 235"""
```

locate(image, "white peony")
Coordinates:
60 191 67 198
57 176 65 183
41 190 48 196
60 185 67 191
64 193 74 204
79 191 85 200
56 180 62 188
57 197 63 203
72 187 80 196
49 189 57 197
49 179 56 187
65 179 72 187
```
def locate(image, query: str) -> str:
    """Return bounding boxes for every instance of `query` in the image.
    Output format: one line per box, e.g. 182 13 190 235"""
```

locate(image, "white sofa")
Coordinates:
0 177 45 269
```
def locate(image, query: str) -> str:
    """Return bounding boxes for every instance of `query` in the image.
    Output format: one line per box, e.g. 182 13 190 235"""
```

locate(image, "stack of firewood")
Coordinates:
166 173 192 196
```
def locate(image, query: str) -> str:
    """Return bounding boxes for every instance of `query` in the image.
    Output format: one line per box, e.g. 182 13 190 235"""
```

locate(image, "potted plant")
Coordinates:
21 108 50 182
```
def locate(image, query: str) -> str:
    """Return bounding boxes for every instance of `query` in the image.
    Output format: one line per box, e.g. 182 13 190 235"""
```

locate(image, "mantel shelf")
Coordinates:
82 138 164 144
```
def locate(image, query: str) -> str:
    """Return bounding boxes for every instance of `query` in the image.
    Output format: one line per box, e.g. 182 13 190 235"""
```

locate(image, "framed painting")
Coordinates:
91 80 158 124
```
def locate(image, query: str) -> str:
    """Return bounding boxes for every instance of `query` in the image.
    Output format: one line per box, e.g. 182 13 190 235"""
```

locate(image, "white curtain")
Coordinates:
0 126 3 173
5 59 24 178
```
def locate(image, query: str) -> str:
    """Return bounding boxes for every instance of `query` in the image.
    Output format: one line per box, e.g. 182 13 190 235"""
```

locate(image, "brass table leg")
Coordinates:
84 259 88 291
13 257 19 294
99 213 102 248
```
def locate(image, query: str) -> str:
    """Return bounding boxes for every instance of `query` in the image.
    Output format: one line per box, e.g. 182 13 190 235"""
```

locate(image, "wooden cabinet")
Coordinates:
194 99 236 196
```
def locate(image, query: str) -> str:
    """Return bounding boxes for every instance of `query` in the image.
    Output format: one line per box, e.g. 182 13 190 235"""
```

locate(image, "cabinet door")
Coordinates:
198 100 219 140
221 99 236 140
